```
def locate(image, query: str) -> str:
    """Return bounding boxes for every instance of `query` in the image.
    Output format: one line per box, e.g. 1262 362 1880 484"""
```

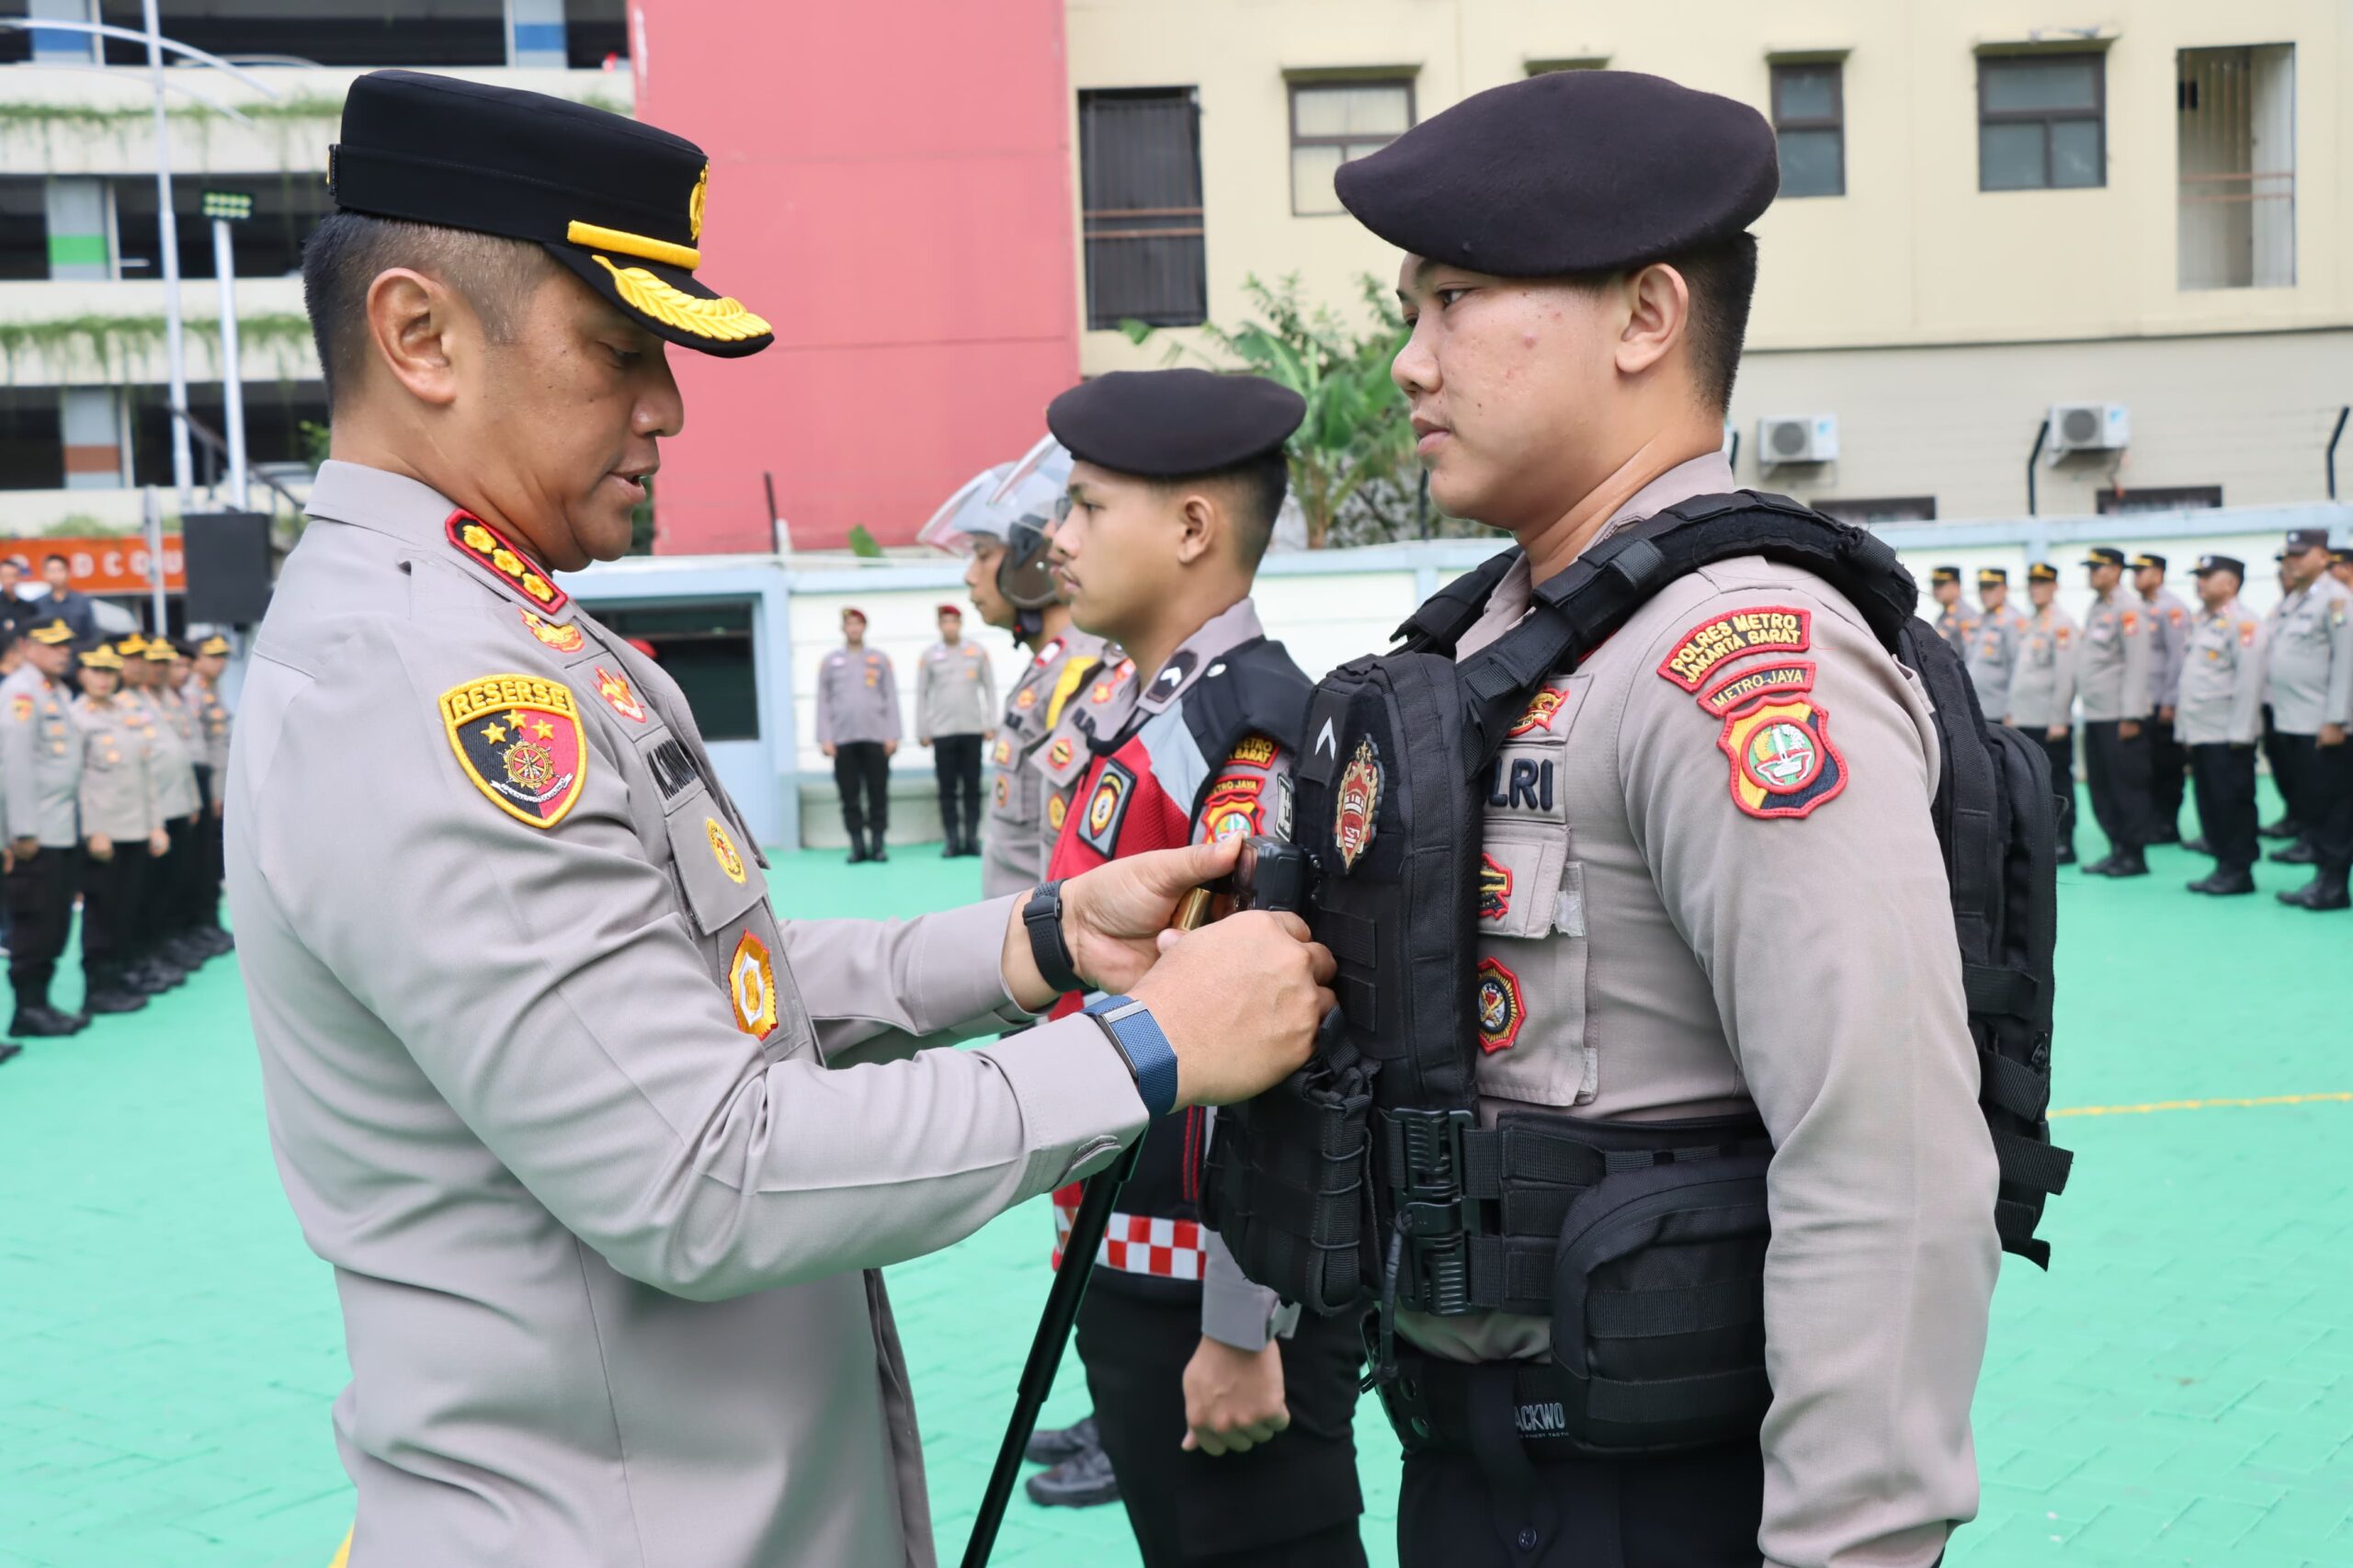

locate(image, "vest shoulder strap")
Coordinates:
1394 547 1523 653
1176 636 1314 811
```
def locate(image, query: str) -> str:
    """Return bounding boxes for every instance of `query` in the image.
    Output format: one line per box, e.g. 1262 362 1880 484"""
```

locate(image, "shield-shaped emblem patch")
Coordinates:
441 674 588 829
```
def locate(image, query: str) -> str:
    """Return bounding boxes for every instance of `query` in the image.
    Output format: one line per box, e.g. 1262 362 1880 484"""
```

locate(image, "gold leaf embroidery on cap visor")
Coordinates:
593 256 771 342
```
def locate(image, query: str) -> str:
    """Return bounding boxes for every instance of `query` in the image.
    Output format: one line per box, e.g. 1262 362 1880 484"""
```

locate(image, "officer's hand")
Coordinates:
149 828 171 857
2323 722 2347 748
2120 719 2142 740
1000 836 1245 1006
2159 705 2177 723
2046 724 2068 742
211 800 223 819
918 734 930 747
884 741 899 757
10 835 36 861
1133 911 1334 1108
86 834 112 863
1180 1335 1290 1456
821 743 836 758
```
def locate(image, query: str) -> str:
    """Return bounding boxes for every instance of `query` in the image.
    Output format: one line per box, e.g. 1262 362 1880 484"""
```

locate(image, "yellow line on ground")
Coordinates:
2050 1091 2353 1119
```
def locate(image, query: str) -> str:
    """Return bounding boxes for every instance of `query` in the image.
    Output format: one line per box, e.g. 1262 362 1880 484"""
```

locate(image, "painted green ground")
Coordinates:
2 801 2348 1567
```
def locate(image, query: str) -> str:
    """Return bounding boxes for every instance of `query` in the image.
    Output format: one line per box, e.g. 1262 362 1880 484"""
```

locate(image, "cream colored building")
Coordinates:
1066 0 2353 520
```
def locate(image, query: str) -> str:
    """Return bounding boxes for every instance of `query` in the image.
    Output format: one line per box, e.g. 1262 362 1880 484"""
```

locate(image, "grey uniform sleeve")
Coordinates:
255 623 1146 1303
2122 604 2154 720
2229 618 2268 744
915 651 935 739
1 694 36 840
779 895 1037 1066
1620 588 1999 1568
2327 591 2353 727
880 652 904 741
2054 622 2081 724
2161 608 2188 710
980 655 999 730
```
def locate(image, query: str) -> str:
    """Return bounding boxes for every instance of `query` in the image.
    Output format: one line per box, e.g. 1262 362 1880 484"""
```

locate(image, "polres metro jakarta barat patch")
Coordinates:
1656 607 1811 692
441 674 587 828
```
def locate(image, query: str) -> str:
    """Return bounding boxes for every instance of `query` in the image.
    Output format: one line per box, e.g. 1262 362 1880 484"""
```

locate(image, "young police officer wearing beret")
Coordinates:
2176 555 2268 894
227 71 1337 1568
1333 69 1999 1568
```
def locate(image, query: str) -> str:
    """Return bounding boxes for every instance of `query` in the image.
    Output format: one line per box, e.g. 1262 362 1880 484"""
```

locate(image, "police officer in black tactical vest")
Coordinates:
1211 71 2008 1568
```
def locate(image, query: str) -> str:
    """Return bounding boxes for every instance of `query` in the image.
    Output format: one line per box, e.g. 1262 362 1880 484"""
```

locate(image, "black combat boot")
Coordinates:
8 1001 78 1037
81 967 148 1014
2105 846 2149 877
845 824 870 864
2257 814 2300 839
2283 869 2350 911
870 835 888 863
2181 835 2212 856
2187 867 2256 895
2270 839 2316 865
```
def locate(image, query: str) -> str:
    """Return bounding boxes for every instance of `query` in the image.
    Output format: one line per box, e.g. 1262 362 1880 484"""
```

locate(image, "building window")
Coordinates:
1814 496 1938 525
1978 53 2106 190
2177 46 2295 290
0 178 46 282
130 381 327 492
1289 79 1414 217
0 388 66 492
1769 62 1845 198
97 0 507 66
1077 89 1208 331
2094 485 2222 515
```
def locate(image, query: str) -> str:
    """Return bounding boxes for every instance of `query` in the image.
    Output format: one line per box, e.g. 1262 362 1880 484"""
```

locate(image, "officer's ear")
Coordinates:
1173 488 1218 568
363 267 464 410
1614 262 1691 383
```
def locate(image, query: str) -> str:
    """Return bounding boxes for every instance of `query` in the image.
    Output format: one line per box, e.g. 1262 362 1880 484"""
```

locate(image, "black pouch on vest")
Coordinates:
1202 1018 1374 1317
1548 1149 1774 1457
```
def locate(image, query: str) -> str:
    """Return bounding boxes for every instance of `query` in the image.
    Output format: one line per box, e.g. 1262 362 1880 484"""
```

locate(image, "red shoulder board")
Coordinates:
448 510 567 613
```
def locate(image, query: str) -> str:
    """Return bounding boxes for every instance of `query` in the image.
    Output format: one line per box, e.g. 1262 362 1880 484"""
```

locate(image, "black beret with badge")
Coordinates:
1047 369 1305 479
328 70 773 358
1334 70 1779 275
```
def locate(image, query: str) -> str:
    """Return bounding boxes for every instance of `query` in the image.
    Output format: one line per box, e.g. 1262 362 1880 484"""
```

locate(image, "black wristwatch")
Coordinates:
1023 880 1086 995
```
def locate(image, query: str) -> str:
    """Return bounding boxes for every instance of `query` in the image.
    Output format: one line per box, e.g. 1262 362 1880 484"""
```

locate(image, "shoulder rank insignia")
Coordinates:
519 608 585 653
1334 738 1382 871
1477 853 1512 923
727 932 778 1038
1033 636 1065 668
1717 693 1847 821
594 665 648 723
1201 776 1264 842
1657 607 1811 692
441 674 587 828
1475 957 1525 1054
449 511 566 611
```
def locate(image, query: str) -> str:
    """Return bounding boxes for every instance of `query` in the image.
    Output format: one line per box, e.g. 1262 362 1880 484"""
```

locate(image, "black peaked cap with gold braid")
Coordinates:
329 71 773 358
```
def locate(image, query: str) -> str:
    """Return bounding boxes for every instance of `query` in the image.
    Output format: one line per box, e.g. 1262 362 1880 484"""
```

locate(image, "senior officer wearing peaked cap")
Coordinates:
1331 69 1998 1568
227 72 1338 1568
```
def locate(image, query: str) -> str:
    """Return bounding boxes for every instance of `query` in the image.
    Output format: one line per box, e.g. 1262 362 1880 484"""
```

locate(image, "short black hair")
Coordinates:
42 553 68 569
1164 449 1290 569
301 210 555 408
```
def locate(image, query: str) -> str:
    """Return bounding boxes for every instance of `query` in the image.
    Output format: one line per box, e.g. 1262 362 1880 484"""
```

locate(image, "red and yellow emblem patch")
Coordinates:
1698 660 1814 719
1718 696 1847 820
1475 957 1525 1054
1016 687 1039 711
1657 607 1811 692
518 608 584 653
448 510 565 611
1047 736 1074 770
1334 738 1381 871
1477 853 1512 923
995 776 1010 809
1507 687 1569 738
8 695 30 723
441 675 587 829
727 932 778 1037
1228 733 1279 768
594 665 647 723
993 737 1013 767
1202 776 1264 842
707 816 747 883
1077 759 1135 856
2238 619 2257 647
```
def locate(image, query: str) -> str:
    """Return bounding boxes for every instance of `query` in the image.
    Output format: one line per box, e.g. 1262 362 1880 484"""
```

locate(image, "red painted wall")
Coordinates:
635 0 1080 553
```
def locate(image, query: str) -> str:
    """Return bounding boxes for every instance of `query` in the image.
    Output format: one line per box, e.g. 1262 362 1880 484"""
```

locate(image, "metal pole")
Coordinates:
2026 416 2050 517
2326 405 2348 502
143 485 168 634
212 215 247 510
144 0 193 506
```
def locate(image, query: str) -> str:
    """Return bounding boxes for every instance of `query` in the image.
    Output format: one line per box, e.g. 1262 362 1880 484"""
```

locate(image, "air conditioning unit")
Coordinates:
1756 414 1838 467
2049 402 2131 455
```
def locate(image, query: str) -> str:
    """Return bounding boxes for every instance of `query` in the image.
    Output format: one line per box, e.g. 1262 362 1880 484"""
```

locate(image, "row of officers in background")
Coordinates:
0 623 236 1066
1936 530 2353 908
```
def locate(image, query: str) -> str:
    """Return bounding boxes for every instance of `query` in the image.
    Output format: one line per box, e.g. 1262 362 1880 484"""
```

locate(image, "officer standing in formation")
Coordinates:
1964 566 2027 715
2175 555 2267 895
2003 561 2080 862
2075 546 2156 876
1930 563 1976 654
71 643 170 1010
2334 546 2353 590
228 70 1335 1568
914 602 995 858
2134 552 2191 844
1331 68 1997 1568
190 634 235 947
813 606 901 861
2259 528 2353 909
2 619 83 1038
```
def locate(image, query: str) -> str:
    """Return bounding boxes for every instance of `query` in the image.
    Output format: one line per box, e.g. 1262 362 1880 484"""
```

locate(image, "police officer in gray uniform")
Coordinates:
188 634 235 953
915 604 995 858
1 619 86 1037
2076 546 2155 877
2176 556 2267 895
1964 566 2028 715
2133 553 2191 843
814 607 901 862
71 642 167 1012
2004 562 2080 863
1929 564 1976 656
129 638 205 983
228 71 1337 1568
2261 528 2353 909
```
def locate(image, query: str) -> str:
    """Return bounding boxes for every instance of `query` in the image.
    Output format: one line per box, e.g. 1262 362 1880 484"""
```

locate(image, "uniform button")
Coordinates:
1516 1527 1540 1552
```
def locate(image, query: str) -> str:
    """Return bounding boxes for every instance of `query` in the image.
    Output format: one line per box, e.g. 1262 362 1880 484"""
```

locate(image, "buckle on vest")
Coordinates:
1392 1108 1483 1311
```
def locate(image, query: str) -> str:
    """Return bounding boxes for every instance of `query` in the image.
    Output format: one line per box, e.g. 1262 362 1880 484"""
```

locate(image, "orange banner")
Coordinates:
0 537 185 595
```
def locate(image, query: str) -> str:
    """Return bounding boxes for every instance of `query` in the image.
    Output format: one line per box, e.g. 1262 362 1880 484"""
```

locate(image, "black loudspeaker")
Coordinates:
181 511 274 626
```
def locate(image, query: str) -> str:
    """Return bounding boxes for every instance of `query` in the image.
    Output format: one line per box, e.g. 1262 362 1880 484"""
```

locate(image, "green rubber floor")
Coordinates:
2 793 2348 1568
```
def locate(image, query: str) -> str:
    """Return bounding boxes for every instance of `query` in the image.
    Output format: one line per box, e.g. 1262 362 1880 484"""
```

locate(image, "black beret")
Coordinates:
2081 547 2127 568
331 71 772 358
1048 370 1305 479
1334 71 1777 276
2194 554 2245 577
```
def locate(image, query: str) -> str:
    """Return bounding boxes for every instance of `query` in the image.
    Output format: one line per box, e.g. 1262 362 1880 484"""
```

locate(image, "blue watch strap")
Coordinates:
1085 994 1180 1119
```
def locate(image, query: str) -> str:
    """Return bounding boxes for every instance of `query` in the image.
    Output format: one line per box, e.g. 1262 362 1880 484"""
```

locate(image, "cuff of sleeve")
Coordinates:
978 1014 1151 1198
1199 1227 1283 1351
920 893 1031 1028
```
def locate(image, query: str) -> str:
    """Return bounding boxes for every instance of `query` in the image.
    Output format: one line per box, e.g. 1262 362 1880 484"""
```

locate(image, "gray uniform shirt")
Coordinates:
2144 587 2191 710
1404 455 1997 1568
194 677 233 798
981 630 1123 899
74 694 164 841
2 664 83 847
814 644 903 744
228 461 1148 1568
2175 600 2268 746
2261 574 2353 734
138 687 203 820
2075 590 2154 722
914 639 996 740
2003 606 2080 730
1963 606 2029 715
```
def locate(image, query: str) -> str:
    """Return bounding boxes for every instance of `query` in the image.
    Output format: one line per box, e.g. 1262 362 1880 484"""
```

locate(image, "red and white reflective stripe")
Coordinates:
1051 1202 1206 1280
